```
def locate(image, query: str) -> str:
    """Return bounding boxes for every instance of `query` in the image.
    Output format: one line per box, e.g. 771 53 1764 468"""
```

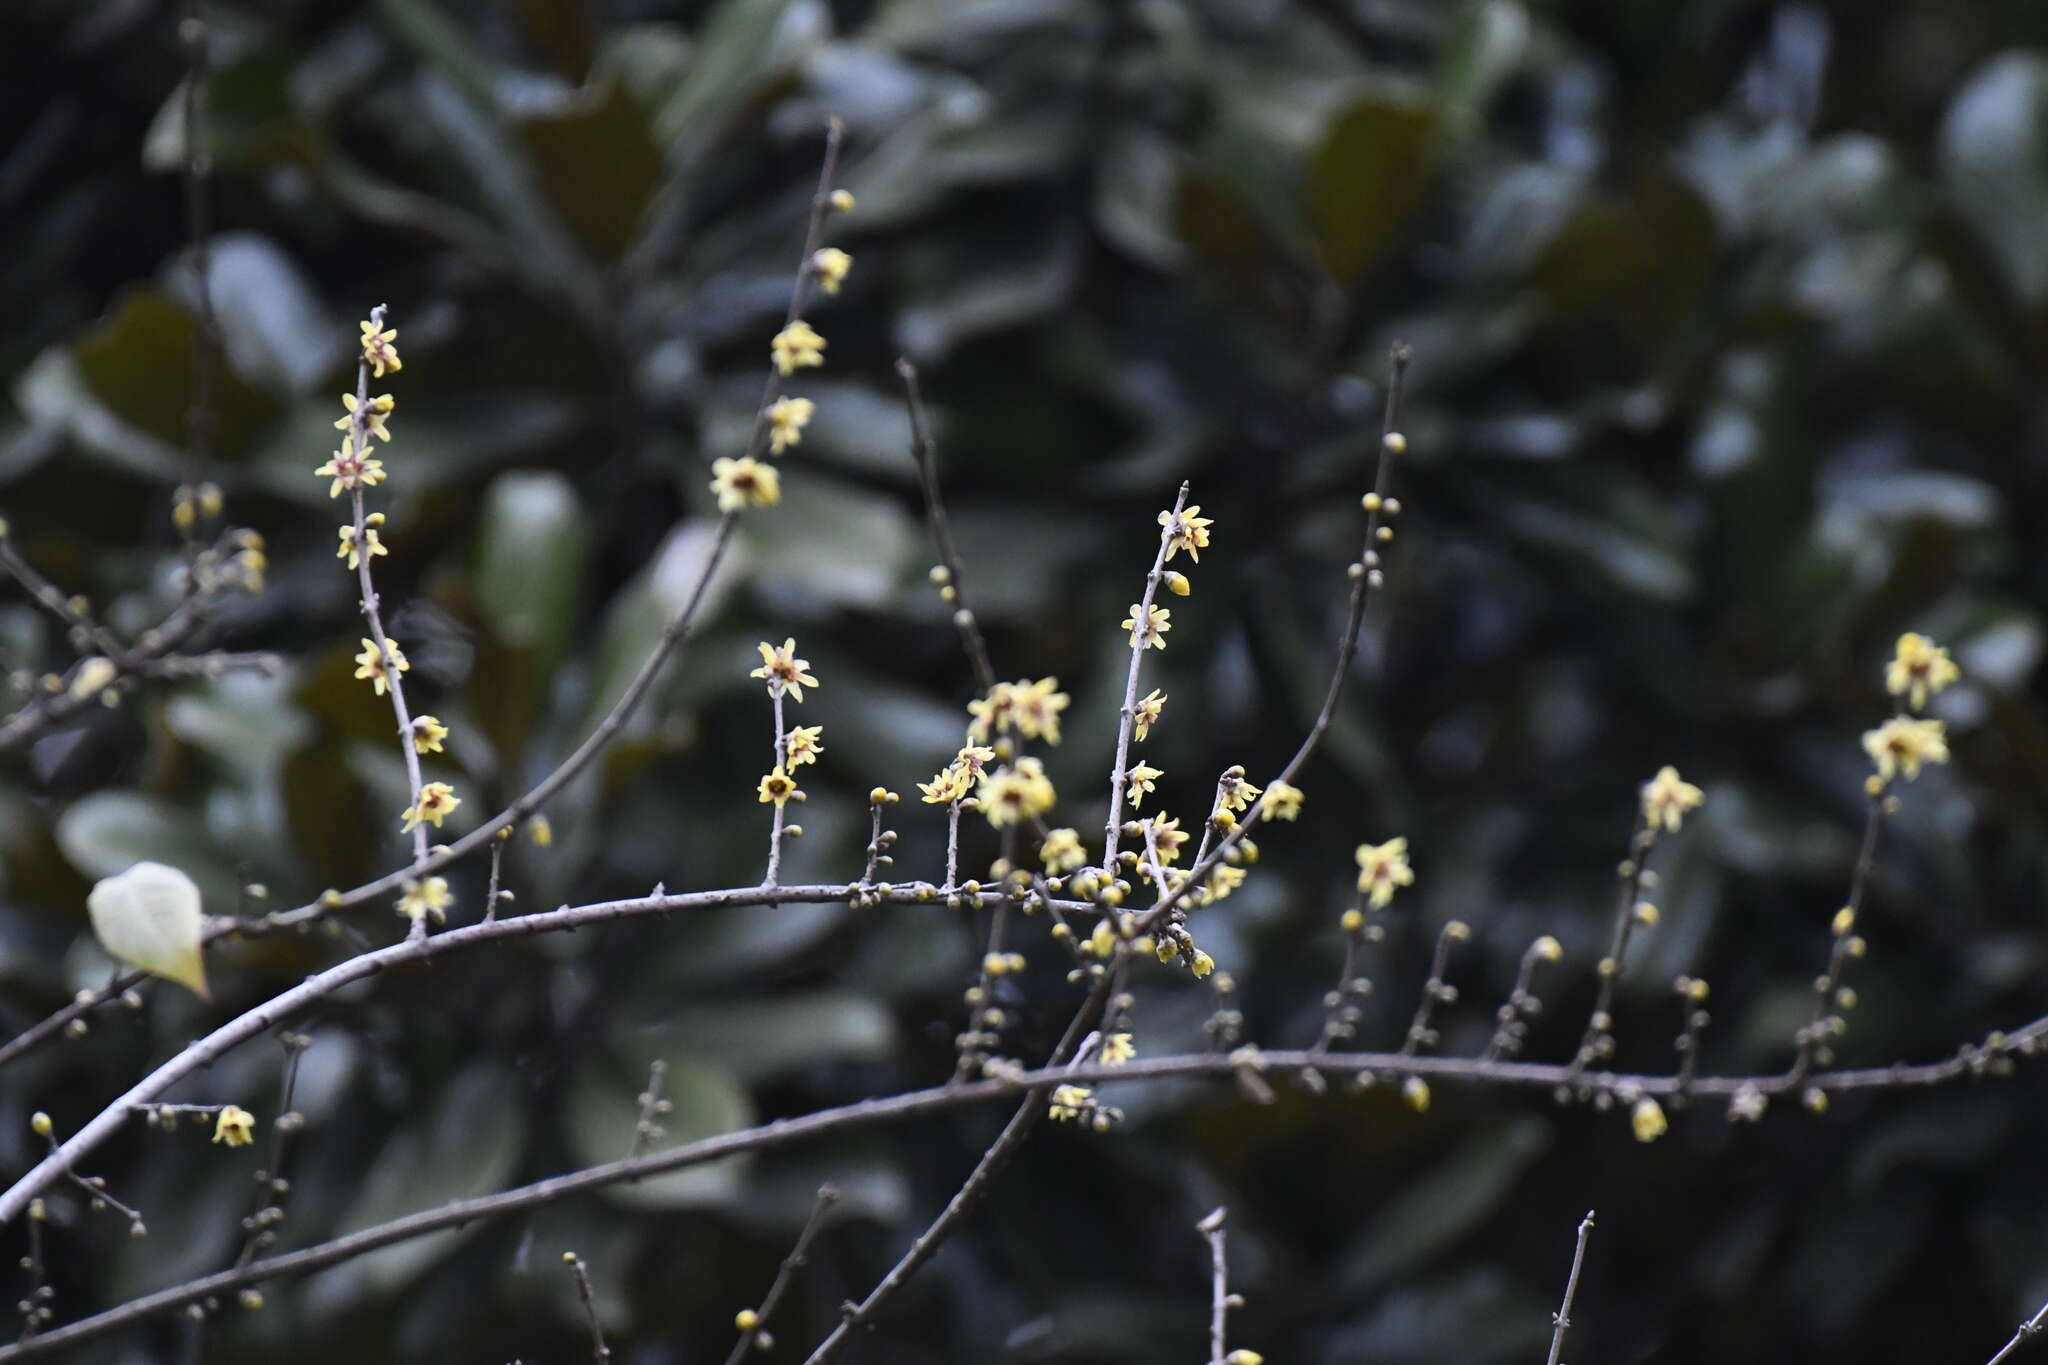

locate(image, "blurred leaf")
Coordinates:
141 53 298 173
1434 1 1531 141
1308 92 1436 287
746 474 917 610
1331 1116 1550 1297
651 0 798 151
513 82 663 261
166 671 312 781
283 740 379 891
85 861 208 999
70 287 274 459
565 1051 753 1210
477 469 589 674
1320 1265 1550 1365
1939 53 2048 308
583 519 747 741
55 791 239 908
176 233 338 399
642 990 894 1081
518 0 598 81
310 1063 530 1308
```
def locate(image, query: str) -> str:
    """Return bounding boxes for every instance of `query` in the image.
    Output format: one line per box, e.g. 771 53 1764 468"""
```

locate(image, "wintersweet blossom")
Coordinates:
400 782 461 831
410 715 448 754
811 248 852 295
1134 688 1166 740
766 396 814 455
1354 837 1415 908
757 766 798 807
1886 632 1960 711
337 392 395 441
396 876 452 924
353 637 409 695
1631 1097 1668 1143
314 437 385 499
710 456 780 511
1863 716 1949 782
335 514 387 570
1122 603 1171 650
784 724 825 767
1158 504 1213 562
1011 677 1070 744
1040 827 1086 873
1259 780 1304 821
360 319 402 376
212 1106 256 1148
977 758 1056 827
750 638 819 700
1125 762 1163 809
918 762 973 805
770 320 826 376
1640 766 1704 833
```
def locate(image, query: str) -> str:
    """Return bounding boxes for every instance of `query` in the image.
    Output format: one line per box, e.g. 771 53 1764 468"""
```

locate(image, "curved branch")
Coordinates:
4 1026 2045 1360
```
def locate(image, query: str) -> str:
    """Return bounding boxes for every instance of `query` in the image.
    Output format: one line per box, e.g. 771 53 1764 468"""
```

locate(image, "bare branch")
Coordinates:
1545 1210 1596 1365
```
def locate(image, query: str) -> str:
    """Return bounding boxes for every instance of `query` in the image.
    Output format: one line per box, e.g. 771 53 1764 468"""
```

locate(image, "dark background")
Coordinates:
5 0 2048 1361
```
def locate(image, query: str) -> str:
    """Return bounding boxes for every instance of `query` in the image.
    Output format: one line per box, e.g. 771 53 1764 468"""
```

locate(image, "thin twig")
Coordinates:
1099 484 1188 877
563 1252 610 1363
628 1060 669 1160
724 1185 839 1365
1569 812 1657 1074
4 1023 2046 1359
898 360 996 696
1786 787 1883 1085
1545 1210 1595 1365
1197 1207 1231 1365
178 0 217 557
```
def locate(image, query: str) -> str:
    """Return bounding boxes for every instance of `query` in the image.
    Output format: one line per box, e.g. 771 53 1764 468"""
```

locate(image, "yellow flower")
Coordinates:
335 514 387 570
1217 768 1261 814
1040 827 1086 873
954 745 996 776
766 396 814 455
1640 765 1704 833
337 392 395 442
710 456 780 512
1011 677 1070 745
401 782 461 831
314 436 386 499
1122 602 1171 650
757 766 799 807
1886 632 1960 711
1260 780 1304 822
1225 1352 1263 1365
967 682 1017 741
1863 716 1949 782
212 1105 257 1148
1158 504 1214 562
829 189 855 213
977 757 1056 827
811 248 852 295
1088 920 1117 958
1125 762 1163 809
1133 688 1166 740
353 637 410 695
918 762 973 804
1147 814 1188 864
411 715 448 754
1204 864 1247 902
1189 949 1215 978
528 814 553 847
1048 1083 1093 1122
770 320 826 376
750 638 819 701
359 319 402 377
1631 1097 1668 1143
1402 1076 1430 1112
396 876 452 924
1354 837 1415 908
1533 935 1563 962
784 724 825 767
1101 1032 1135 1065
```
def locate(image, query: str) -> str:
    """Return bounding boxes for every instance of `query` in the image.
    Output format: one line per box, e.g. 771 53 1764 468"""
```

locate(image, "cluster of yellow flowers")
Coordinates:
976 758 1056 828
1863 633 1959 785
711 208 857 514
966 678 1071 745
750 639 824 808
